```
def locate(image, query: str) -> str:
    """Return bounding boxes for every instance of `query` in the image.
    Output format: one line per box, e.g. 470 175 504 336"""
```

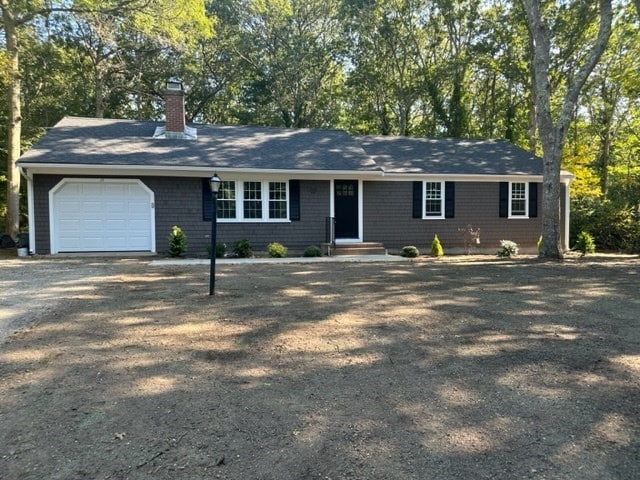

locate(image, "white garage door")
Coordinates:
50 179 155 253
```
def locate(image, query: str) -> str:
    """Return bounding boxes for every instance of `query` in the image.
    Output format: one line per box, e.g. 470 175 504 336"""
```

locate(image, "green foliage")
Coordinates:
303 245 322 257
574 231 596 256
168 225 187 257
497 240 519 258
537 235 543 253
207 242 227 258
401 246 420 258
267 241 288 258
571 197 640 253
430 234 444 257
232 239 253 258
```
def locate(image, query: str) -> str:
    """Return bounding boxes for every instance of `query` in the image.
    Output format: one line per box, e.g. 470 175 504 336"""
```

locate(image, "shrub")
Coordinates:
537 235 543 253
497 240 519 258
458 224 481 254
401 246 420 258
168 225 187 257
267 242 288 258
430 234 444 257
571 197 640 252
207 242 227 258
574 231 596 256
303 245 322 257
232 239 253 258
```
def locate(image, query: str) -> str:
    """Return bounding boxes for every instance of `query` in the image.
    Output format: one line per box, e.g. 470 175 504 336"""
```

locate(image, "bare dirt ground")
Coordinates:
0 253 639 480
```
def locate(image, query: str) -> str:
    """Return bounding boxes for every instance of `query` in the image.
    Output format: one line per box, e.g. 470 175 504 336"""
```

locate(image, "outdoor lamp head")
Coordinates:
210 173 222 194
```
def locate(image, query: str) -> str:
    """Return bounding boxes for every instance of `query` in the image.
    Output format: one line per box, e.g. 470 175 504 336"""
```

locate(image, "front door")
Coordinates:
334 180 359 239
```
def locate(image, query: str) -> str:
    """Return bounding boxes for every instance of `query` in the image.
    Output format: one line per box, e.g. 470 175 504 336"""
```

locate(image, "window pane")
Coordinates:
269 182 287 219
424 182 442 216
243 181 262 219
217 181 236 219
511 182 527 215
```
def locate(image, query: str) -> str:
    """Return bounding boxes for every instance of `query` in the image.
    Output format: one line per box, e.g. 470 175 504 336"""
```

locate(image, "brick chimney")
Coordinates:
164 78 186 134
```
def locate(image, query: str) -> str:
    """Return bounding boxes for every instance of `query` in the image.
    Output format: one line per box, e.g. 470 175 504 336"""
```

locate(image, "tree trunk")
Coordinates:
95 68 106 118
2 9 22 240
523 0 612 259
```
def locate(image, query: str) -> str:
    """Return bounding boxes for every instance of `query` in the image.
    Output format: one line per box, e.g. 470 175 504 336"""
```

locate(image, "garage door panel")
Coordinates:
53 180 154 253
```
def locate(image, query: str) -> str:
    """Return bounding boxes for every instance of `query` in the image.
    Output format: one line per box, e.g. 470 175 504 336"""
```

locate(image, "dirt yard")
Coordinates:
0 254 639 480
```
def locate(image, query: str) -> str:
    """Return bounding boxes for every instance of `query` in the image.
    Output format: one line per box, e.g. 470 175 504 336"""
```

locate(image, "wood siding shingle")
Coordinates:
33 175 330 255
363 181 544 253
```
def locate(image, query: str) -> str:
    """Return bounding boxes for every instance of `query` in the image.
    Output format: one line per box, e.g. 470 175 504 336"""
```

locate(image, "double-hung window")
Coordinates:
268 182 288 219
207 180 289 221
217 181 236 219
424 181 444 219
510 182 528 218
243 181 263 219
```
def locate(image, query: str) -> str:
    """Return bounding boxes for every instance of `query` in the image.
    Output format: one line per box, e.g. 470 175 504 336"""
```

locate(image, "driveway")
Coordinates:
1 254 639 479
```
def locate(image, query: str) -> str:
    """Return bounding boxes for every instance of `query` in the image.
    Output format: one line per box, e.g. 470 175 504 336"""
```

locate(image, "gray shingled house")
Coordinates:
17 82 572 256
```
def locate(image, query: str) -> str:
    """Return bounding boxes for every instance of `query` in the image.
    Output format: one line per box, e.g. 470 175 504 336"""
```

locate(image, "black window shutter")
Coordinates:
529 182 538 218
444 181 455 218
289 180 301 221
499 182 509 217
202 178 213 221
412 181 423 218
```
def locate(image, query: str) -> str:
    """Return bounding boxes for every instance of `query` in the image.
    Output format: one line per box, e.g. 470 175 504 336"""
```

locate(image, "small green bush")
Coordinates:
168 225 187 257
267 242 288 258
574 231 596 256
401 246 420 258
208 242 227 258
430 234 444 257
537 235 543 253
497 239 519 257
303 245 322 257
232 239 253 258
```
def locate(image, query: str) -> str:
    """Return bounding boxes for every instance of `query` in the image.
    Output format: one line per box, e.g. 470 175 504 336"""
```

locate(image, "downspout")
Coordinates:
563 176 573 252
20 167 36 254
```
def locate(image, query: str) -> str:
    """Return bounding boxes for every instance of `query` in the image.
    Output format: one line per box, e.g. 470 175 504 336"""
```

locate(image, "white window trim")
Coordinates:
509 181 529 219
218 180 290 223
423 180 445 220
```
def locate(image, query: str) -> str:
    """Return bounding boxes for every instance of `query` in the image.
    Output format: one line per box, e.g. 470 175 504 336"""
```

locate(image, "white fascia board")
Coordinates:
380 172 545 182
17 163 385 180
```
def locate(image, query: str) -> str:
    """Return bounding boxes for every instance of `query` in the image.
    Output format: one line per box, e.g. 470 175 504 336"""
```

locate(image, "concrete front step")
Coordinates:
322 242 387 256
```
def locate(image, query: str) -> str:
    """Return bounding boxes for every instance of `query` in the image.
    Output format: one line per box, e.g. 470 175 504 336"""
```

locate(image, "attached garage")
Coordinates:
49 179 156 254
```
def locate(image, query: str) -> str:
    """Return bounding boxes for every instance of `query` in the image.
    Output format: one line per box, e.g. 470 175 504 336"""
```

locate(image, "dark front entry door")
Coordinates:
334 180 359 239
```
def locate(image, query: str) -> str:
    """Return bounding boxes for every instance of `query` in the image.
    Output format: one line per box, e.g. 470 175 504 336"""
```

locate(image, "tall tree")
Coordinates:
521 0 612 259
0 0 212 240
236 0 346 128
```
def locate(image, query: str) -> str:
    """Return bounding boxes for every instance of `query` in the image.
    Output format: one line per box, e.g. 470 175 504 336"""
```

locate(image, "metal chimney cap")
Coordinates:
166 78 183 91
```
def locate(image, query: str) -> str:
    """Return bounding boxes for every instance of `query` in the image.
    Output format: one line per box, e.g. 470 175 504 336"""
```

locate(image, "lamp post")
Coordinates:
209 173 222 296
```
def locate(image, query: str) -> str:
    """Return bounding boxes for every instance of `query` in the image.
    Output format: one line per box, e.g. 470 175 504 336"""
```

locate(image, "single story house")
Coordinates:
17 82 572 256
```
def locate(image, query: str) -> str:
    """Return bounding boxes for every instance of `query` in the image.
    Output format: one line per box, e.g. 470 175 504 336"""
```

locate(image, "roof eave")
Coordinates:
17 163 385 179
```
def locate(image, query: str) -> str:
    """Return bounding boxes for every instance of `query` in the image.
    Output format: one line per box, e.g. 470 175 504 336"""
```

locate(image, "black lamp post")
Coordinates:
209 173 222 296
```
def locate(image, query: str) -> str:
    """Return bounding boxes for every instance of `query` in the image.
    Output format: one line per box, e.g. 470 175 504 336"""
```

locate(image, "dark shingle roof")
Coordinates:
18 116 544 176
357 136 543 175
19 117 380 172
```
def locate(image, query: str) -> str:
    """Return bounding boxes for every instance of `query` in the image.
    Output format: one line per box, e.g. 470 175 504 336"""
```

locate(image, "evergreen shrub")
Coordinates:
233 239 253 258
303 245 322 257
430 234 444 257
267 242 288 258
168 225 187 257
401 246 420 258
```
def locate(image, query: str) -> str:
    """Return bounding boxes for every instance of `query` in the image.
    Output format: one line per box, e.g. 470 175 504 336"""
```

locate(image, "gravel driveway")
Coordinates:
0 256 125 344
